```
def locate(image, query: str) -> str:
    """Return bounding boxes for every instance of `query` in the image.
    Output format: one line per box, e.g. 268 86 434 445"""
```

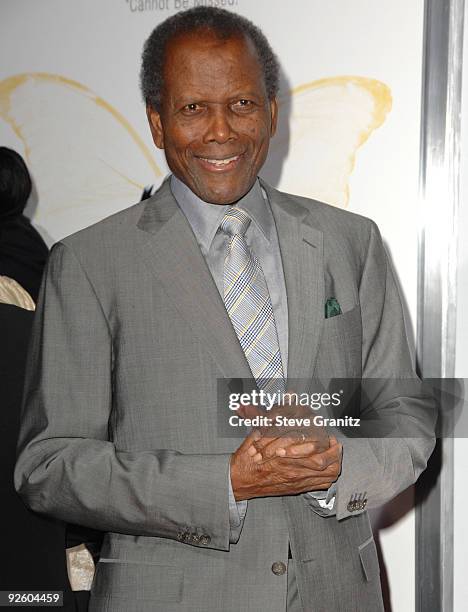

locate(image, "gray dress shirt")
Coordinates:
170 174 289 374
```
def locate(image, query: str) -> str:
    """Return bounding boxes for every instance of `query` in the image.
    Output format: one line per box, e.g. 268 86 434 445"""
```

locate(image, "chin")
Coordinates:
201 184 252 206
206 194 240 206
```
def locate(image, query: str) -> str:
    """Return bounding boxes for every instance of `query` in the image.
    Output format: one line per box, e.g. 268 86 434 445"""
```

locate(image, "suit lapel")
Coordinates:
137 178 324 386
137 179 253 381
262 181 324 387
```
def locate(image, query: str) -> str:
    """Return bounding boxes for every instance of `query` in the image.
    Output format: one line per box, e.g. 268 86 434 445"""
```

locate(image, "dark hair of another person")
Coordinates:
140 6 280 112
0 147 48 302
0 147 32 221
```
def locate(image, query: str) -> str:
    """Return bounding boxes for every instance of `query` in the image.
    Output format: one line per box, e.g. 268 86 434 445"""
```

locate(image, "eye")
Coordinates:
232 99 255 111
181 103 203 114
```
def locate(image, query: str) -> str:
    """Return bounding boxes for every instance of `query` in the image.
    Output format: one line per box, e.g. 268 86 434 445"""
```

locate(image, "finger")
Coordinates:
255 431 288 452
260 411 327 442
304 447 342 472
237 429 262 453
256 435 305 459
275 441 320 458
246 443 264 463
328 437 343 459
276 431 331 456
305 462 342 486
303 477 338 491
237 404 263 418
277 443 342 471
262 405 307 422
252 451 263 463
262 436 297 458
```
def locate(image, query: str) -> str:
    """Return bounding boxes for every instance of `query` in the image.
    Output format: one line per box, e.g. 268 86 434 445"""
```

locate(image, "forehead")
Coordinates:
162 30 266 99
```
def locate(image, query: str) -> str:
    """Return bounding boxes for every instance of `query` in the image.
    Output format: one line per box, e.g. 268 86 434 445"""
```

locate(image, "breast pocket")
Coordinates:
316 304 362 377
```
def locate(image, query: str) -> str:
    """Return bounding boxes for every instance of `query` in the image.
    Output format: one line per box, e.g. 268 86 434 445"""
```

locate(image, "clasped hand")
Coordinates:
230 403 342 501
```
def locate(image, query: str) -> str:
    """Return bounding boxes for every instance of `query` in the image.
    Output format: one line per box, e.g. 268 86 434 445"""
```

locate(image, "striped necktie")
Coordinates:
220 207 286 394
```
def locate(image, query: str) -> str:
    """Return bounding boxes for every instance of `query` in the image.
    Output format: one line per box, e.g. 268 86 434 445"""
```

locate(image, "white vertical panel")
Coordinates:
454 3 468 608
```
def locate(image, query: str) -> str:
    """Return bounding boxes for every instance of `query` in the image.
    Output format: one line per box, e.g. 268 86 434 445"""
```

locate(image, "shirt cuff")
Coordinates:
303 483 337 514
228 472 247 543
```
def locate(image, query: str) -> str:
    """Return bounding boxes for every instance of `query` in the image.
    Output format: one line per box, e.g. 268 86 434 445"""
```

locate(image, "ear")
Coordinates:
146 104 164 149
269 97 278 137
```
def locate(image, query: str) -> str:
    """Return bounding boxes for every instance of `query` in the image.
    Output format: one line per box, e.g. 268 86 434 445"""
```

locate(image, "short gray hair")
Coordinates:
140 6 280 112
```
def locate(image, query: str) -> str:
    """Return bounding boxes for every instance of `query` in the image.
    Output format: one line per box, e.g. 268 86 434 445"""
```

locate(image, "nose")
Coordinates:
203 106 237 144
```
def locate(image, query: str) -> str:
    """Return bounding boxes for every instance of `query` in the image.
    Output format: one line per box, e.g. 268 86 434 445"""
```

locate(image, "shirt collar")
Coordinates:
170 174 274 254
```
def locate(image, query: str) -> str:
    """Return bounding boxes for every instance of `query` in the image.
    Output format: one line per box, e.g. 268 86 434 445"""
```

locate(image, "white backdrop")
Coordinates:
1 2 425 610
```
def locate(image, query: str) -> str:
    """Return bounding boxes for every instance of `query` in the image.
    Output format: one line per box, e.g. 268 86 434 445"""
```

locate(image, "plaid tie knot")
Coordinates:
220 207 251 237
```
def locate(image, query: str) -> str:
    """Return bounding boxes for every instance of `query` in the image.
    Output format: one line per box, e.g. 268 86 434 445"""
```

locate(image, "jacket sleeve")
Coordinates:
306 220 436 520
14 242 232 550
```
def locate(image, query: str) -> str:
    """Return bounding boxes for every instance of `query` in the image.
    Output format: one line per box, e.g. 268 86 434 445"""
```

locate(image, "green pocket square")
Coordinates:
325 297 342 318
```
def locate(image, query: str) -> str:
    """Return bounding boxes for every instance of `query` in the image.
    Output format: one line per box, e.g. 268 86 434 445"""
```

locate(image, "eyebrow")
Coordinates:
172 92 265 106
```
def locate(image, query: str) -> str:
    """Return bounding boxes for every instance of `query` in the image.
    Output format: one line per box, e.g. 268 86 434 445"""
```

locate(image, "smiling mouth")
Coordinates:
197 154 242 169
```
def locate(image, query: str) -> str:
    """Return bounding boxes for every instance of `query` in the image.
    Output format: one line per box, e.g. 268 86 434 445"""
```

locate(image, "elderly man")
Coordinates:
15 7 435 612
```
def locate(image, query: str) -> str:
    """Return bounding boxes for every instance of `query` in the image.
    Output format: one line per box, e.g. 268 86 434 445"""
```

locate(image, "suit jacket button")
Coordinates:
200 535 211 545
347 501 356 512
177 532 184 541
191 534 200 544
271 561 287 575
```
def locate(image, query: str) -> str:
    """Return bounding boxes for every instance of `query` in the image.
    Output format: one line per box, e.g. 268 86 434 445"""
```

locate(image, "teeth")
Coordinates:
201 155 239 166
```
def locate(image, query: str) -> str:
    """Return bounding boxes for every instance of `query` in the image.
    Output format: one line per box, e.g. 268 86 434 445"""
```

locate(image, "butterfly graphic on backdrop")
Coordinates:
0 73 391 244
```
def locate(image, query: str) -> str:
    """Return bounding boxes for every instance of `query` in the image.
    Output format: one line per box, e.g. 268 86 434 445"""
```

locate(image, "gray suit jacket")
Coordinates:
15 179 435 612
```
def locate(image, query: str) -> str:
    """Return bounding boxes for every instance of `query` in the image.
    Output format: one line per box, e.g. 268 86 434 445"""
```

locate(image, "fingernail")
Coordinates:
276 448 286 457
